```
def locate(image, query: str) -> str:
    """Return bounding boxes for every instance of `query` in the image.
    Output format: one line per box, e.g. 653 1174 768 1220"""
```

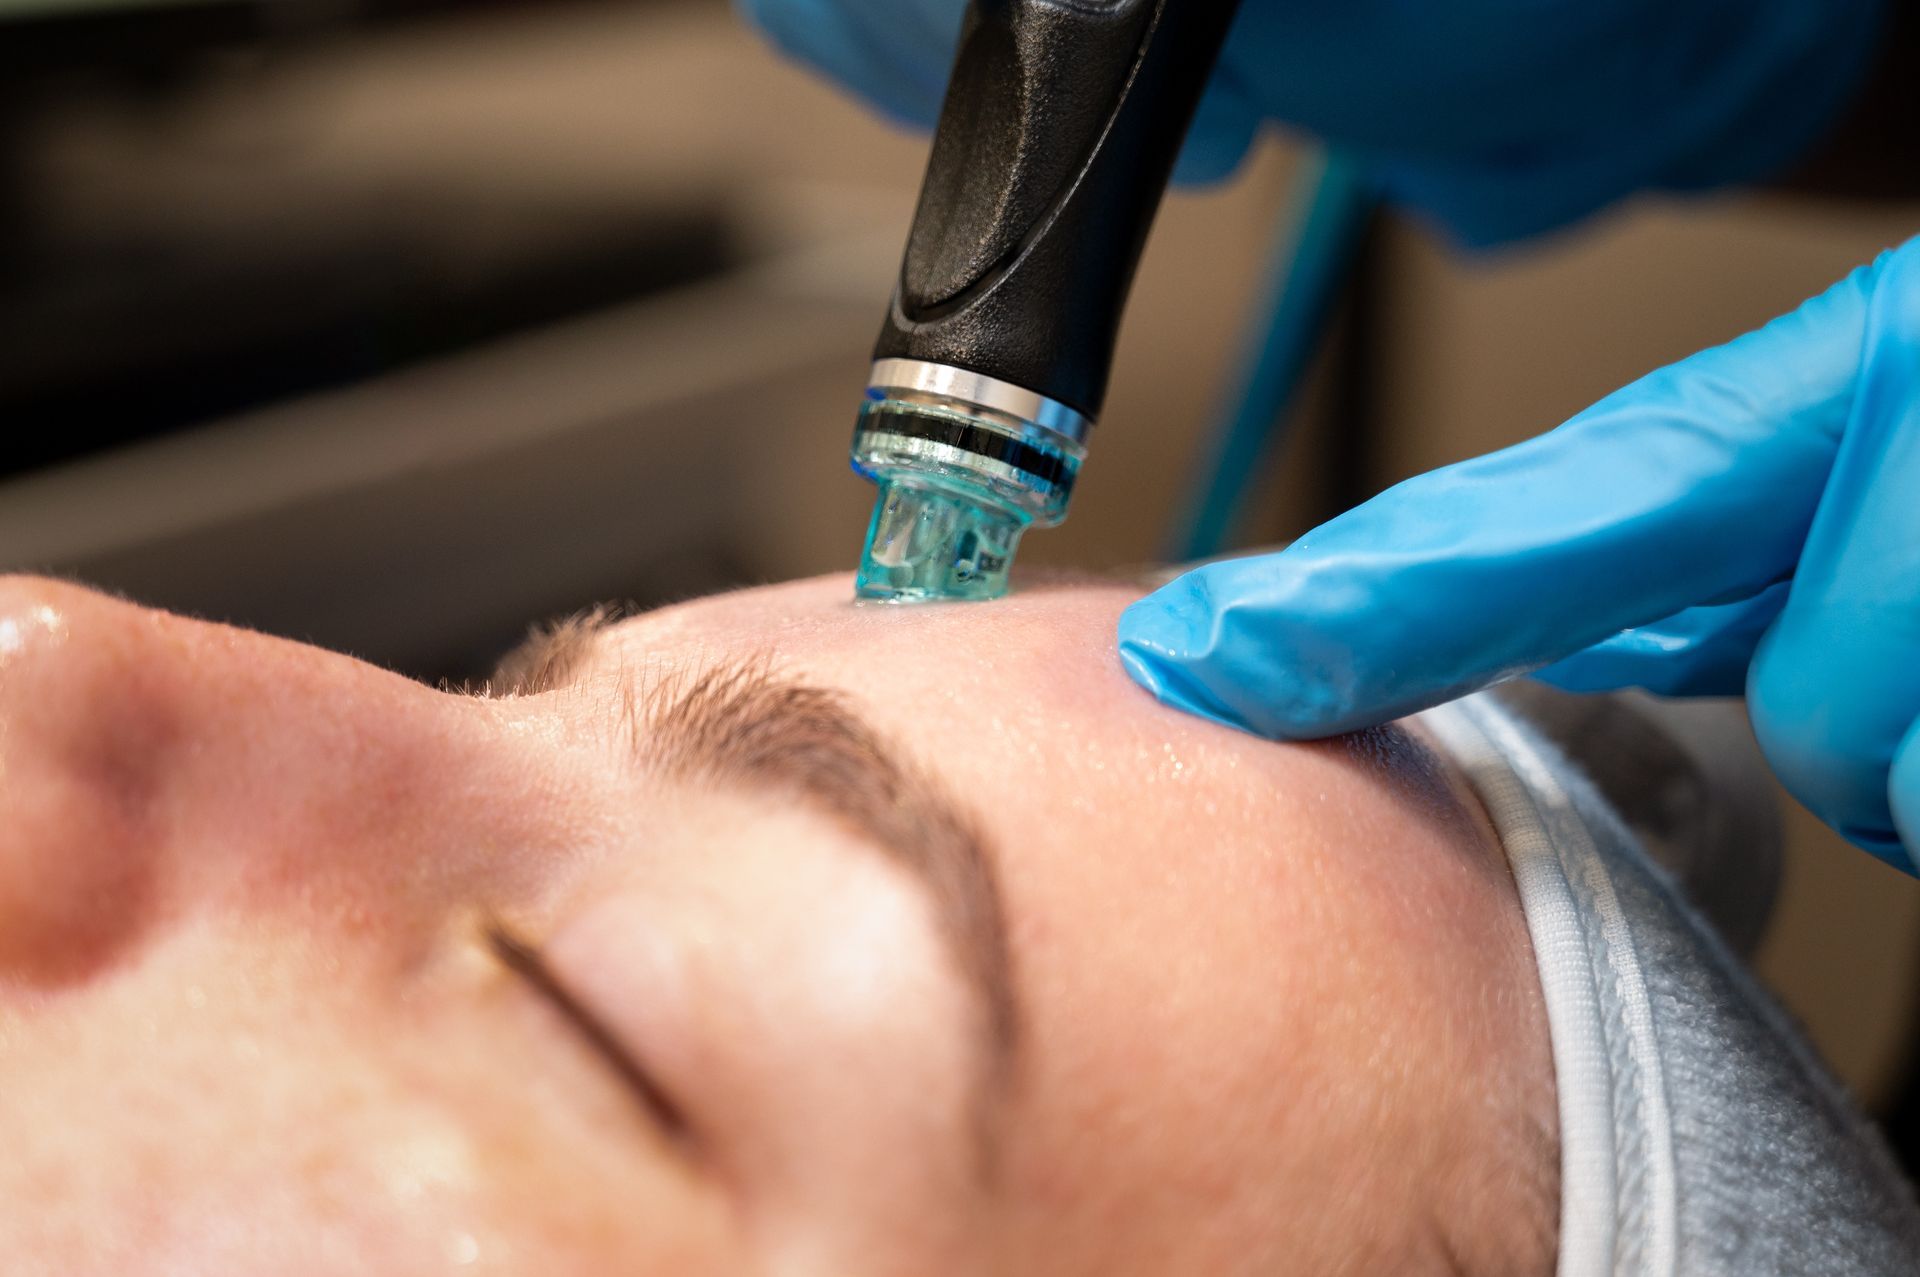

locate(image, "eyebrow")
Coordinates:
492 613 1021 1159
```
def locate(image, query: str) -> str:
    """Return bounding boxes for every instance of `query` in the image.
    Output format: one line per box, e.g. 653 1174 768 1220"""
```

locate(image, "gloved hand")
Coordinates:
1119 238 1920 872
736 0 1883 245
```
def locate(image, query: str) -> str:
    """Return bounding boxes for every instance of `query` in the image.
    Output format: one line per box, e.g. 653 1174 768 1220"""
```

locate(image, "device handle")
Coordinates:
873 0 1243 421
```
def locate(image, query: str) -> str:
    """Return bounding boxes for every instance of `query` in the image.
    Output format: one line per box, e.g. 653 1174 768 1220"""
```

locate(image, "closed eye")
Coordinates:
486 919 693 1146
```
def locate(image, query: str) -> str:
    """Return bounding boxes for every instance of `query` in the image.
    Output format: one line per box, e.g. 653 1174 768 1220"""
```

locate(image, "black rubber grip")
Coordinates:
874 0 1243 421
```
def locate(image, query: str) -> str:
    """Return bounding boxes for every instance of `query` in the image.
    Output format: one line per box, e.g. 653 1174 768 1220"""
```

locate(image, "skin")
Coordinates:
0 572 1555 1276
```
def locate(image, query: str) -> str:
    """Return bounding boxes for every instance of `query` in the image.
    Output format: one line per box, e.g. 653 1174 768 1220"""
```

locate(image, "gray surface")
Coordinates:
0 223 898 679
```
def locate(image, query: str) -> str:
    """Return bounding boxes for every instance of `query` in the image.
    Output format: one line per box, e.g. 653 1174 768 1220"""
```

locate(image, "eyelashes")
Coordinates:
484 918 692 1145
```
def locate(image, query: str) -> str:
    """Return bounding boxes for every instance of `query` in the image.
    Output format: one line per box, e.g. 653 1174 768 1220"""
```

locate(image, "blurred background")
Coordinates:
6 0 1920 1168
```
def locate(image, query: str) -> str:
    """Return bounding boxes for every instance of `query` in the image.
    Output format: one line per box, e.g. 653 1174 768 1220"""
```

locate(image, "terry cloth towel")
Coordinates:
1422 694 1920 1277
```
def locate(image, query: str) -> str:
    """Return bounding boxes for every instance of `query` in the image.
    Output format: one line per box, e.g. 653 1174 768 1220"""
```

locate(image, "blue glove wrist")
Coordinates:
741 0 1889 247
1357 0 1887 246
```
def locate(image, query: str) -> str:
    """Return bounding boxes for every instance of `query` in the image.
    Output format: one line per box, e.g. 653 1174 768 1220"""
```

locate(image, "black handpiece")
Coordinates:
851 0 1244 602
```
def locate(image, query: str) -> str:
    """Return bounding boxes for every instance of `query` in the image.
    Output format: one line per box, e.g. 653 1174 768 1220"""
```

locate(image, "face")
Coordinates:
0 573 1554 1276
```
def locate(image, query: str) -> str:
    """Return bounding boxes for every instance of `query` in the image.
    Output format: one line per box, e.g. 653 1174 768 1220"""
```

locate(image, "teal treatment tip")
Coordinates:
855 478 1027 602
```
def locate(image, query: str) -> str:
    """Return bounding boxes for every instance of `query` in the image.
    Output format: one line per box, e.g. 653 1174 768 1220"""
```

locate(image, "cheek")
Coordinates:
0 935 737 1277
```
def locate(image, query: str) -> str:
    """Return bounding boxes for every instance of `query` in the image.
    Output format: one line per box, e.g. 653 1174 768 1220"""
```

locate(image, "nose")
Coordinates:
0 576 482 987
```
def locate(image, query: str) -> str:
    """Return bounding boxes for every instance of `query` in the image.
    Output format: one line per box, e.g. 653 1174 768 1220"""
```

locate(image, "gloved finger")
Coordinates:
1747 246 1920 866
736 0 961 128
1119 247 1900 739
1170 74 1262 186
1532 581 1791 698
1889 720 1920 870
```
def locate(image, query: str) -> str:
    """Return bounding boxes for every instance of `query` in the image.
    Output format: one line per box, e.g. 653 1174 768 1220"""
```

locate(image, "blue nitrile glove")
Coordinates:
1119 238 1920 872
736 0 1884 245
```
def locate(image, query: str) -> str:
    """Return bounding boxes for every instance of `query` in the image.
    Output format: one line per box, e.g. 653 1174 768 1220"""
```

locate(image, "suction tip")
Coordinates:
855 478 1027 602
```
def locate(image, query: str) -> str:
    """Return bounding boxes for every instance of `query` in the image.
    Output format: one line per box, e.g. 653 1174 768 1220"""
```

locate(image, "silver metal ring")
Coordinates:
867 358 1092 444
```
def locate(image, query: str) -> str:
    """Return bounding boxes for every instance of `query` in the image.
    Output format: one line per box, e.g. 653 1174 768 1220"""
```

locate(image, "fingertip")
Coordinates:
1116 577 1209 667
1115 633 1256 738
1118 588 1233 720
1117 580 1282 738
1117 566 1372 741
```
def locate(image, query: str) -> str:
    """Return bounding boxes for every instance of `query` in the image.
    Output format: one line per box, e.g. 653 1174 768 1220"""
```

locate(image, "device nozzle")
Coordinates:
855 478 1026 602
848 361 1089 604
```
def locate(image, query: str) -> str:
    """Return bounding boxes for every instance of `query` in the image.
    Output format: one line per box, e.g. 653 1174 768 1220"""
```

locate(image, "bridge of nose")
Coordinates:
0 576 517 989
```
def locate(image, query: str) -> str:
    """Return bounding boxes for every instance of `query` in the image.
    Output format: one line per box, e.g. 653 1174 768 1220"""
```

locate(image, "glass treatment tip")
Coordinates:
855 479 1028 602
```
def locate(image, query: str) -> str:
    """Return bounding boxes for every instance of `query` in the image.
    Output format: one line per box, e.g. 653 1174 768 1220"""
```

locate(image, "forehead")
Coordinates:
580 574 1526 1267
592 573 1215 795
586 573 1493 887
593 573 1135 685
